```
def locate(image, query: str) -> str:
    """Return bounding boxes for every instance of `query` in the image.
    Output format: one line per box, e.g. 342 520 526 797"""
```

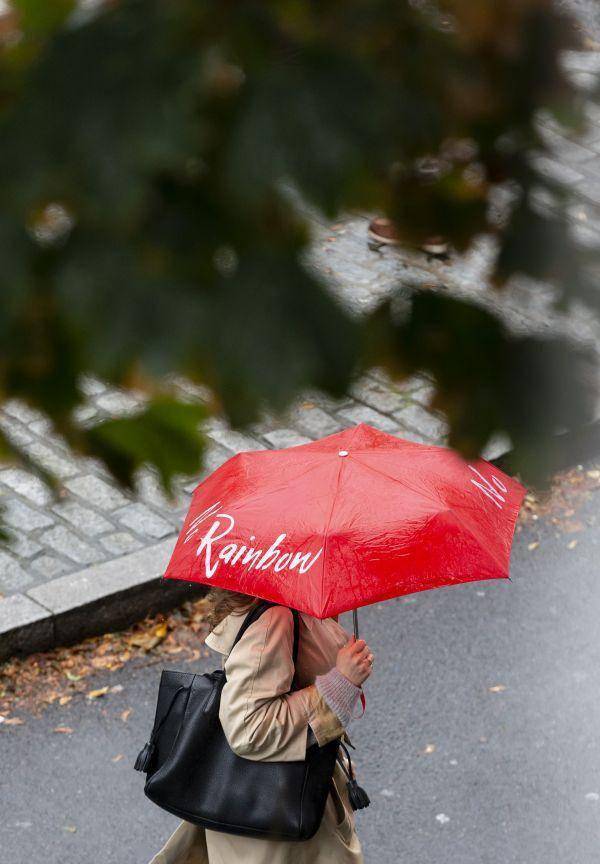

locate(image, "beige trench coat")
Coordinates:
149 606 364 864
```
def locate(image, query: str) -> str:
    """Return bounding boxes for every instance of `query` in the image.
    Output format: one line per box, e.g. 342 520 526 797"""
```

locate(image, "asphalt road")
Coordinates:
1 491 600 864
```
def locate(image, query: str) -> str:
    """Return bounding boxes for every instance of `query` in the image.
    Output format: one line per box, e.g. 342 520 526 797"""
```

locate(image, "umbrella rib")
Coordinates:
319 458 345 618
318 425 363 616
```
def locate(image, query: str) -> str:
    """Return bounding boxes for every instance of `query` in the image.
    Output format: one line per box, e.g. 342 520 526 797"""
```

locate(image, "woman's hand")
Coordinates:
335 637 374 687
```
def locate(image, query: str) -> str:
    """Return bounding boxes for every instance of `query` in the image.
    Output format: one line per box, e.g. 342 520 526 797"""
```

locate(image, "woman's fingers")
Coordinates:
349 638 366 652
353 644 370 661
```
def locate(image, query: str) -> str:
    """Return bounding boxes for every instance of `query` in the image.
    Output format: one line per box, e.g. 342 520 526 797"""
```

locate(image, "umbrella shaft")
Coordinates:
353 608 359 640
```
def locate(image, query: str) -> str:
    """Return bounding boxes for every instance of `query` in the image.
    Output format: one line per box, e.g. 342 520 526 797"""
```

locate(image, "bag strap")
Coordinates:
231 600 300 666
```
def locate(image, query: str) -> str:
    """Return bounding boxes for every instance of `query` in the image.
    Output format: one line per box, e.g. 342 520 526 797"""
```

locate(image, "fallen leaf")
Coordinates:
53 726 73 734
488 685 506 693
65 671 82 682
59 695 72 706
86 686 109 700
91 656 115 669
436 813 450 825
110 684 124 694
3 716 25 725
120 708 132 722
127 623 168 651
586 470 600 480
111 754 124 762
420 744 436 755
567 539 579 549
63 825 77 833
528 541 539 551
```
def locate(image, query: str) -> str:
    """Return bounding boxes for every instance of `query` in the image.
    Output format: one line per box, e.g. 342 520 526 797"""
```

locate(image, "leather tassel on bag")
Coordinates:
338 742 370 811
134 740 155 773
346 777 371 810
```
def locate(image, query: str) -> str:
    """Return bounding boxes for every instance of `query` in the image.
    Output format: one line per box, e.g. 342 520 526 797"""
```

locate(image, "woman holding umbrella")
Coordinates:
146 423 525 863
149 586 374 864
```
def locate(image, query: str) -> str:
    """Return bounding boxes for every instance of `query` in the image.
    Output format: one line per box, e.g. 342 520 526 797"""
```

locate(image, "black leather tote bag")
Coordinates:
134 601 341 841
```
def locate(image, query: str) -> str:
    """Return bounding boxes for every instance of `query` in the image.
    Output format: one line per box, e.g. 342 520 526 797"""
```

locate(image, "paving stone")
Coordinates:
0 550 34 593
39 525 105 565
533 154 584 185
395 428 438 446
203 442 236 472
562 50 600 74
348 377 408 415
185 441 235 493
2 532 42 559
166 375 212 403
29 418 53 436
24 442 79 479
206 427 265 454
100 532 144 556
95 389 145 415
79 375 106 397
337 402 398 433
263 428 313 449
288 404 342 438
2 400 44 425
30 555 73 579
394 402 449 442
406 382 437 407
481 432 512 461
571 220 600 248
0 415 33 446
65 474 130 510
0 468 53 506
1 498 54 532
113 502 175 539
135 468 188 512
72 404 98 424
303 390 354 412
52 500 113 536
565 69 598 91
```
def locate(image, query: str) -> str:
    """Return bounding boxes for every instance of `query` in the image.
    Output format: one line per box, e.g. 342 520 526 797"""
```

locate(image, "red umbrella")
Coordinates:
164 423 526 623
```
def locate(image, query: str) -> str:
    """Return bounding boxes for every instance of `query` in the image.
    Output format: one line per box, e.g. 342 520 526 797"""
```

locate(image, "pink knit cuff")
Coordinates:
314 667 361 728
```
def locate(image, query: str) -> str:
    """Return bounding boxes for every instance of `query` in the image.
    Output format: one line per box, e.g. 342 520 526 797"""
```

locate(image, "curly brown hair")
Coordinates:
204 586 257 628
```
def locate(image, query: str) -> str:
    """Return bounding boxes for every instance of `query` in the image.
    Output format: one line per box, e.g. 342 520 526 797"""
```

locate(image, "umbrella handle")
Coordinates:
352 608 359 640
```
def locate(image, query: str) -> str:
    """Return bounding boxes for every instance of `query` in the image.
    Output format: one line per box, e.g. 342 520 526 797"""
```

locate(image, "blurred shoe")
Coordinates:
367 217 400 246
367 217 449 257
420 235 449 256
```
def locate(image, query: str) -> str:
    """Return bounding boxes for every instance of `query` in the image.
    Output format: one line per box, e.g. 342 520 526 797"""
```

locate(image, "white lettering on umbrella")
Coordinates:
183 500 323 579
468 465 507 509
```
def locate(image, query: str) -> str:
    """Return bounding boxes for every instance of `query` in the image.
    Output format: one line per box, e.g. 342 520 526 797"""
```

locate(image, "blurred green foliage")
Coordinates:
0 0 597 499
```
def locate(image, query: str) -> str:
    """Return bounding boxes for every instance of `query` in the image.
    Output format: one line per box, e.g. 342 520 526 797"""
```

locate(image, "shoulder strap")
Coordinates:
231 601 300 665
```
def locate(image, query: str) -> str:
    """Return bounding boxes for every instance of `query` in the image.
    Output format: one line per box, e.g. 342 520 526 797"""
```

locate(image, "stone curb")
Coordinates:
0 538 204 662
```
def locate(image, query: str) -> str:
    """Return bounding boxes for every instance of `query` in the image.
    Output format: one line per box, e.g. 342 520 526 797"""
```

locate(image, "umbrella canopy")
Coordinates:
164 423 526 618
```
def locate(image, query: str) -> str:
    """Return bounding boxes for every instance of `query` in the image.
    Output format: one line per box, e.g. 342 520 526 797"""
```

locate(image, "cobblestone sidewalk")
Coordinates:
1 48 599 607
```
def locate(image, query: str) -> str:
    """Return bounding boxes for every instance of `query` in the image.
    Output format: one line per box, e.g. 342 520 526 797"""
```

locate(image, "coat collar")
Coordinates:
205 608 315 655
